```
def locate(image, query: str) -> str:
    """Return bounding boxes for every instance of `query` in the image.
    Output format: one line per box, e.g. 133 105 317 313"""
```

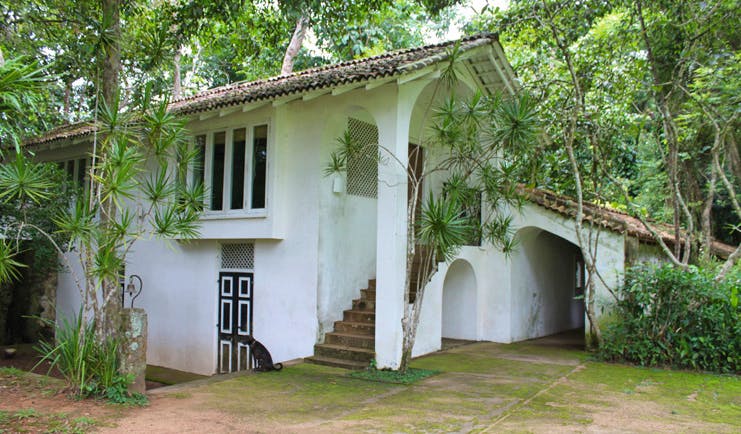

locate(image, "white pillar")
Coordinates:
373 82 426 369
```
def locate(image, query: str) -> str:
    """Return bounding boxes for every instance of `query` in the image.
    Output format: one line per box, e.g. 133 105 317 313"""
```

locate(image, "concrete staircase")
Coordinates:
306 280 376 370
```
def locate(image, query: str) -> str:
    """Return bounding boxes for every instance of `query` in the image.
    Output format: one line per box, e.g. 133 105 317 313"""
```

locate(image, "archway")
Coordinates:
510 227 585 347
441 259 477 340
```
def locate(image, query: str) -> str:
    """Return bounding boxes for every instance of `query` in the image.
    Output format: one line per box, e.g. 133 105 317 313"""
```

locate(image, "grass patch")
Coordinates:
203 364 400 422
0 410 99 434
348 367 439 384
411 351 573 379
0 366 25 376
571 361 741 424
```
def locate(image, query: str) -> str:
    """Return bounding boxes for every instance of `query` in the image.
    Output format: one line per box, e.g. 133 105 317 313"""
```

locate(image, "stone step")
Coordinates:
324 332 375 349
360 288 376 301
304 356 368 370
352 298 376 311
367 279 376 290
314 344 374 363
343 309 376 323
334 321 375 336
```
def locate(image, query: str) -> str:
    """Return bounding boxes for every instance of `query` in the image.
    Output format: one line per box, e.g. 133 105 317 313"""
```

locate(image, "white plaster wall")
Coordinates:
412 244 511 357
441 259 477 339
126 100 324 373
315 103 378 340
125 239 219 375
55 252 86 323
244 102 321 365
634 242 666 265
51 100 323 375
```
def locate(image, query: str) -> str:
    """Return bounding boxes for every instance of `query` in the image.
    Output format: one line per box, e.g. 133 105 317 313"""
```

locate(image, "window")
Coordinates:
196 124 269 214
251 125 268 209
346 118 378 198
57 158 89 191
192 135 206 189
211 132 226 211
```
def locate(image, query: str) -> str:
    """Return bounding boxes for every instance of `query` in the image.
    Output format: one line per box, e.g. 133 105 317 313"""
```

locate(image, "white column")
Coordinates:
373 83 425 369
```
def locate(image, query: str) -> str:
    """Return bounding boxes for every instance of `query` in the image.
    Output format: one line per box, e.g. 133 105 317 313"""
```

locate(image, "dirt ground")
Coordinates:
0 343 63 378
2 334 739 433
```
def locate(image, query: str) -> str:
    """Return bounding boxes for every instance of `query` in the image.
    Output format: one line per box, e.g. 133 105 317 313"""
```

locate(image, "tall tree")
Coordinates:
464 0 740 341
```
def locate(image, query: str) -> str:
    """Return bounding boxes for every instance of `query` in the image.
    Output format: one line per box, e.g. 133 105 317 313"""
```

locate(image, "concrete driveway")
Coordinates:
101 334 741 433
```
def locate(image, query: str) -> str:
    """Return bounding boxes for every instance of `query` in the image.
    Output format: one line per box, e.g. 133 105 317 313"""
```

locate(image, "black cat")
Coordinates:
246 335 283 372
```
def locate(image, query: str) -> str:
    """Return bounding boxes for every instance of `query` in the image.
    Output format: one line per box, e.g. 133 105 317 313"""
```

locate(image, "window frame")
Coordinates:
56 157 90 193
194 120 270 219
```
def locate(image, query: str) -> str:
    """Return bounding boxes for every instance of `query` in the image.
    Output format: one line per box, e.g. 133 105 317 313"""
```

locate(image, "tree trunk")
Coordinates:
727 134 741 181
63 79 72 123
281 15 309 75
0 47 4 67
101 0 121 108
173 48 182 100
538 0 603 346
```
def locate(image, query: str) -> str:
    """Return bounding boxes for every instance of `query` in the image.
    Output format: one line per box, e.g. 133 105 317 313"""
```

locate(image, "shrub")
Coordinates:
35 314 147 404
599 264 740 374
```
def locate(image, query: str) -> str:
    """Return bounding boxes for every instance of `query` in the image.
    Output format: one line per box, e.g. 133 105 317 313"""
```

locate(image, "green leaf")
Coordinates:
0 240 26 283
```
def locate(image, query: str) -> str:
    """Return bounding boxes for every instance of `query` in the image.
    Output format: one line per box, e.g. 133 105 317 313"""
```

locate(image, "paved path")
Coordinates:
100 336 740 433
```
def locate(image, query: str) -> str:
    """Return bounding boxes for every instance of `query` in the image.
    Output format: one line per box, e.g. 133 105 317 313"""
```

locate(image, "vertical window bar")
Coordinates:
193 135 206 188
251 125 268 209
65 160 75 181
77 158 87 190
231 128 246 210
211 132 226 211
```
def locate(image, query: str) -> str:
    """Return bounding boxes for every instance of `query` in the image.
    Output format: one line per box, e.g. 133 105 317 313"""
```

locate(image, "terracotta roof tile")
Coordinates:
520 186 735 258
27 33 499 146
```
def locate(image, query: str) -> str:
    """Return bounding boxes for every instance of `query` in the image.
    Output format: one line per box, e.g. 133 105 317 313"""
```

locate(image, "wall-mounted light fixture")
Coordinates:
123 274 143 309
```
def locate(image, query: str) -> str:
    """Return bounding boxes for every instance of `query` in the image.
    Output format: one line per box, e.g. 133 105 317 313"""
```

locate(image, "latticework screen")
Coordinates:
221 243 255 270
346 118 378 198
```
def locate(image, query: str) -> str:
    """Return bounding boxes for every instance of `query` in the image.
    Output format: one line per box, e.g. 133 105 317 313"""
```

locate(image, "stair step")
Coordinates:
314 344 374 363
352 298 376 311
343 309 376 323
360 289 376 301
367 279 376 290
334 321 375 336
305 356 368 370
325 332 375 349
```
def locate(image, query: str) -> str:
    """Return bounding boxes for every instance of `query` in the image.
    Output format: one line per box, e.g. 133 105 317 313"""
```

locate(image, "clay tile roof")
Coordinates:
26 33 500 146
519 186 736 258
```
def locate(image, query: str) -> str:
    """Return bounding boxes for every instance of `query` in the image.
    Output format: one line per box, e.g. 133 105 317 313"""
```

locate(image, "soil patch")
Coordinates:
0 343 63 379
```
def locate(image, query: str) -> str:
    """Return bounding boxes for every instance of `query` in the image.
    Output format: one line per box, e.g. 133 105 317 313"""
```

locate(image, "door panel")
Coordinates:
218 272 253 373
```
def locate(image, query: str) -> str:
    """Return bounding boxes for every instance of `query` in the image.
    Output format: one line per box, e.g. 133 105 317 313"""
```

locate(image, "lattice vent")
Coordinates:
346 118 378 198
221 243 254 270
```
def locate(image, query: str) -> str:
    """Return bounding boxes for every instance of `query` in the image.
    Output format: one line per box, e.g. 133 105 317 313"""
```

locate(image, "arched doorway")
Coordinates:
511 227 585 346
441 259 477 340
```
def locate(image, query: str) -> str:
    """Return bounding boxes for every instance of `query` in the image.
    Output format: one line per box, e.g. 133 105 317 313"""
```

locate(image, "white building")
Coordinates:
28 34 717 375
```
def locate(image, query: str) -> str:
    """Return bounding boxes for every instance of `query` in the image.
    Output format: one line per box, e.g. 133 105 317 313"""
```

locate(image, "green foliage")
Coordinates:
468 0 741 255
0 152 54 203
103 373 148 405
34 313 146 404
599 264 740 374
417 193 471 262
0 57 49 150
13 408 39 419
0 366 25 376
0 157 71 283
0 239 25 283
